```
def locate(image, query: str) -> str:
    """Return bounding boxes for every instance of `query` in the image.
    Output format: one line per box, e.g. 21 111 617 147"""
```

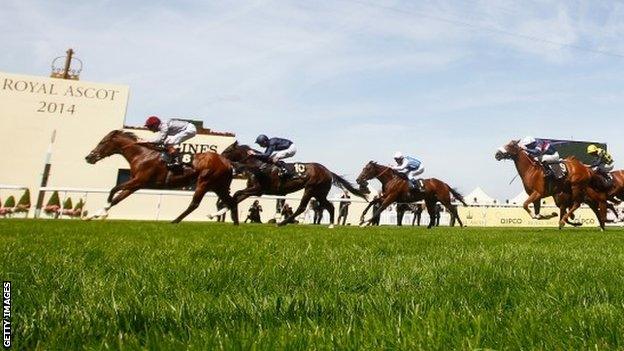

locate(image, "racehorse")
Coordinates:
85 130 238 224
215 141 367 227
355 161 467 228
608 170 624 202
495 140 608 230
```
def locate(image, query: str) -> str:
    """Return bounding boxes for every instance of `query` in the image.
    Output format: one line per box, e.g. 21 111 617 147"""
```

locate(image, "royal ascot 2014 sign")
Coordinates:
1 75 122 116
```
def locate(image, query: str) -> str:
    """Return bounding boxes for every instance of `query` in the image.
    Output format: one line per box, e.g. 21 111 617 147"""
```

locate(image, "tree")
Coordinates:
17 189 31 207
46 191 61 208
4 196 15 208
15 189 31 213
44 191 62 217
63 197 73 210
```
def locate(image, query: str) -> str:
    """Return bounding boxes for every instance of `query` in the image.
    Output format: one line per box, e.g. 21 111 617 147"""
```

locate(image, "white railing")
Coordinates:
2 184 621 226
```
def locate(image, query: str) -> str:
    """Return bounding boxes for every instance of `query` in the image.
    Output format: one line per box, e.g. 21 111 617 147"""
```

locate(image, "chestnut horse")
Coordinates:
215 141 367 227
85 130 238 224
355 161 467 228
495 140 607 230
608 170 624 202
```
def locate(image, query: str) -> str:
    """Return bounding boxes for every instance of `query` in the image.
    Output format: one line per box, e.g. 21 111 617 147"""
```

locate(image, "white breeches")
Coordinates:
540 152 560 164
164 124 197 145
407 167 424 180
597 163 614 173
270 144 297 162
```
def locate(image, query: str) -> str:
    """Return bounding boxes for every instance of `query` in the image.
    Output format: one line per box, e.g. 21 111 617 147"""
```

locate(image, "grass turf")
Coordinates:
1 219 624 350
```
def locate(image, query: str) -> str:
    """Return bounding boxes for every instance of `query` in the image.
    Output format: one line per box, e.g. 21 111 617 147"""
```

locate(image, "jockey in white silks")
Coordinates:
392 151 424 189
144 116 197 167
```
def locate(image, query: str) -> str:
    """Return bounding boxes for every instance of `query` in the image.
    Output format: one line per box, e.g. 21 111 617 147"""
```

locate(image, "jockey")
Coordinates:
392 151 424 189
143 116 197 167
519 136 561 177
251 134 297 177
587 144 614 187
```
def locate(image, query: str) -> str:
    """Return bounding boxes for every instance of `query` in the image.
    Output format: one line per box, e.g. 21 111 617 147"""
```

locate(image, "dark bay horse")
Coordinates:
495 140 608 230
85 130 238 223
355 161 467 228
216 141 367 227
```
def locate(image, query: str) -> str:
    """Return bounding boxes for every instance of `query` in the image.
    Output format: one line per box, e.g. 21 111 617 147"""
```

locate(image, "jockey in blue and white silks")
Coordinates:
392 152 424 186
519 136 560 164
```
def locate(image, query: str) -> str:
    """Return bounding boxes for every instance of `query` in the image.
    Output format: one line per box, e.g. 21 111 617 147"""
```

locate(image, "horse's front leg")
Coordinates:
363 194 397 227
522 191 543 219
86 177 145 220
208 184 262 219
359 199 377 226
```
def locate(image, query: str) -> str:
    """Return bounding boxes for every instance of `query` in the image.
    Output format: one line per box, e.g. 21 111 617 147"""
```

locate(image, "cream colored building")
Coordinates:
0 71 337 223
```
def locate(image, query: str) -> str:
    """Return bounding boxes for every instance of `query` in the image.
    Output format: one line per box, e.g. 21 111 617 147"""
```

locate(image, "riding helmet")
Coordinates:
587 144 599 154
255 134 269 145
145 116 161 128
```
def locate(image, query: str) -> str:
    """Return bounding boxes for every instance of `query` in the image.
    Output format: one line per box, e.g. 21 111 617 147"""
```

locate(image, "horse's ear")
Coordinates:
234 140 239 145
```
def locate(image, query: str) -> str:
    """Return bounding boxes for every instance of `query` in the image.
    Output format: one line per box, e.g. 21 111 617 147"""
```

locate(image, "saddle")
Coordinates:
258 161 307 180
159 148 193 172
410 178 426 193
395 171 425 192
594 171 614 190
543 162 567 180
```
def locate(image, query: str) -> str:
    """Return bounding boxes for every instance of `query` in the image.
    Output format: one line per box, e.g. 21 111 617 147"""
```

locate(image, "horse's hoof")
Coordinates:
206 214 214 220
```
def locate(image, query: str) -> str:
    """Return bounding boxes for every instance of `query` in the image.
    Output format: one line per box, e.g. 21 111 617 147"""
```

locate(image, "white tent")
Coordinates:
509 191 528 205
465 187 497 205
508 191 555 206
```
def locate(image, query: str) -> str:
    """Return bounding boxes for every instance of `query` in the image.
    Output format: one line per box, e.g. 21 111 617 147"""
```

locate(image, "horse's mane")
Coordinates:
223 140 261 154
119 130 139 140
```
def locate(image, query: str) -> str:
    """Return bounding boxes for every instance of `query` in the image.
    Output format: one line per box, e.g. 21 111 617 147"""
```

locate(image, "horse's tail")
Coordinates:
331 173 368 200
448 186 467 206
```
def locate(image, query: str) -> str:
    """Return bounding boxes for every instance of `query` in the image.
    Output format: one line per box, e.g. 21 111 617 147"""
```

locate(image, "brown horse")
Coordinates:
355 161 467 228
85 130 238 224
216 141 367 227
495 140 607 230
608 170 624 202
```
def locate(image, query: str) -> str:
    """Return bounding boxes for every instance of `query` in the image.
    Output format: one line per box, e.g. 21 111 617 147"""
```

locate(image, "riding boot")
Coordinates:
166 146 182 169
600 171 613 189
542 163 554 178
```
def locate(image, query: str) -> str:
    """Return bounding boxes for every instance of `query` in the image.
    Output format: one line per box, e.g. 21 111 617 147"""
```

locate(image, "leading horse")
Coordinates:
215 141 367 227
495 140 608 230
85 130 238 223
355 161 467 228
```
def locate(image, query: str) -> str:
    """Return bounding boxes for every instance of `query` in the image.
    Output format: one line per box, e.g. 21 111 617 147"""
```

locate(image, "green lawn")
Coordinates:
1 220 624 350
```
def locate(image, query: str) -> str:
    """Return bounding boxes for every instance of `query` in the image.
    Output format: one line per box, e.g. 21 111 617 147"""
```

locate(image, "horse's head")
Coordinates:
85 130 136 164
495 140 522 161
221 141 251 162
355 161 380 193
